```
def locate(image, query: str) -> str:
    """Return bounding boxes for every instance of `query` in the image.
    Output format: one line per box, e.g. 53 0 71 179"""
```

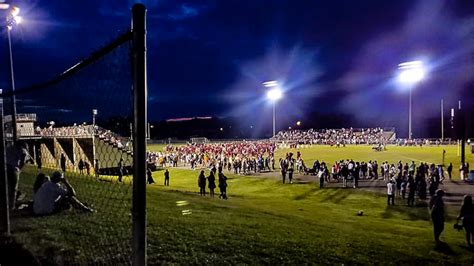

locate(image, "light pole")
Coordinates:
5 6 21 142
92 109 97 165
263 81 283 137
398 61 425 140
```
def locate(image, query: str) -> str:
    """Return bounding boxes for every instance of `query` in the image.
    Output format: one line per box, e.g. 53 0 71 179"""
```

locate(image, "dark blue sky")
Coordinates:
1 0 473 137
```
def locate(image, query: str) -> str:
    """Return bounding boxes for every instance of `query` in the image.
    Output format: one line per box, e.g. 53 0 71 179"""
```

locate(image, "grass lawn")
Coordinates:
9 145 474 264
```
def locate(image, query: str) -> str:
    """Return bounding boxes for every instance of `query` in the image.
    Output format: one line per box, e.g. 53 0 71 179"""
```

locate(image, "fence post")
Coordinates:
131 3 147 266
0 91 10 236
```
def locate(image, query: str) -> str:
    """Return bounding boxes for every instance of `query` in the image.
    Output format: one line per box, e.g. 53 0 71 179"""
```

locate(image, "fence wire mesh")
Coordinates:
3 32 135 264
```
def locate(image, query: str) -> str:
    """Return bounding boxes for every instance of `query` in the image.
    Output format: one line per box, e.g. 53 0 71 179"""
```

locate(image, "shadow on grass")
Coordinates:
381 203 430 221
293 187 319 200
319 189 353 204
433 241 457 256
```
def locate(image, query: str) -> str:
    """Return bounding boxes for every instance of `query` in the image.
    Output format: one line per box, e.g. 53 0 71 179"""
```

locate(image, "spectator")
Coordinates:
198 170 206 196
33 173 49 194
387 179 396 205
164 169 170 186
60 153 66 172
78 159 84 175
457 195 474 247
208 171 216 198
33 171 94 215
6 141 34 209
430 189 445 243
218 172 228 200
147 167 155 184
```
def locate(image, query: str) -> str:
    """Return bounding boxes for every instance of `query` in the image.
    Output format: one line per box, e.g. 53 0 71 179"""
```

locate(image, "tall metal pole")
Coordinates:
408 87 412 140
92 110 96 170
441 99 444 140
459 100 465 171
7 29 18 142
272 101 276 137
0 90 10 236
132 3 147 265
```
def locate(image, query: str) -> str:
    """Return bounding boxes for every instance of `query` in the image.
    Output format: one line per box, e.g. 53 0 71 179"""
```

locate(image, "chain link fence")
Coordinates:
0 4 147 265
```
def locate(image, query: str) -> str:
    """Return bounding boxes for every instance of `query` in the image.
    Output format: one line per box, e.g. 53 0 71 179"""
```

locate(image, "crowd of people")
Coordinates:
147 141 277 175
272 128 389 145
40 124 94 137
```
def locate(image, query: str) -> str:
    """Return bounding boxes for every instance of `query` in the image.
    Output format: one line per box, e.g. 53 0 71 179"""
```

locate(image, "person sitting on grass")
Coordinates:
33 173 49 194
33 171 94 216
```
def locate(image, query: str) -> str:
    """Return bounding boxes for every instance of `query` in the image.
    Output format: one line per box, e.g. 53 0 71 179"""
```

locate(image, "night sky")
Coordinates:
0 0 473 137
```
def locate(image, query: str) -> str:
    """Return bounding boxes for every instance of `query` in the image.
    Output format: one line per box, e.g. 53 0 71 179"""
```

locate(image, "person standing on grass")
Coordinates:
60 153 66 172
164 169 170 186
457 195 474 247
218 172 228 200
78 159 84 175
429 189 445 243
94 159 100 179
387 179 396 205
407 175 416 206
447 163 453 180
198 170 207 196
84 161 90 176
147 167 155 184
288 154 295 184
208 171 216 198
280 158 288 184
6 141 34 210
118 158 124 182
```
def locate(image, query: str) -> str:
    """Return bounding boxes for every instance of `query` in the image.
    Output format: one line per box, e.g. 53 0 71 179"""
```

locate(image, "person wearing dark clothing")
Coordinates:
198 170 206 196
430 189 445 243
60 153 66 172
447 163 453 180
78 159 84 175
94 159 100 179
407 176 416 206
457 195 474 246
33 173 49 194
418 177 427 200
118 158 124 182
280 159 288 184
147 168 155 184
218 172 228 199
164 169 170 186
208 172 216 198
84 161 90 176
6 141 34 209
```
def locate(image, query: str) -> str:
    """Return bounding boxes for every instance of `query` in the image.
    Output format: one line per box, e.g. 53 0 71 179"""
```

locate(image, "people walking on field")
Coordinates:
430 189 445 243
198 170 206 196
287 153 295 184
280 158 288 184
407 175 416 206
208 171 216 198
457 195 474 247
387 179 396 205
218 172 228 200
164 169 170 186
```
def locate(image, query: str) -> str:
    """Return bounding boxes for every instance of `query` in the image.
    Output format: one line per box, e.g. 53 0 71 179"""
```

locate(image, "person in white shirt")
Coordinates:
33 171 94 215
387 180 396 205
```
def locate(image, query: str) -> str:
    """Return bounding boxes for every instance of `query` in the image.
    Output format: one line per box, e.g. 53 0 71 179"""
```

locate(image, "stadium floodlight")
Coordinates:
263 81 283 137
398 61 425 84
266 88 282 102
296 121 301 127
5 5 22 141
0 3 10 10
397 60 425 140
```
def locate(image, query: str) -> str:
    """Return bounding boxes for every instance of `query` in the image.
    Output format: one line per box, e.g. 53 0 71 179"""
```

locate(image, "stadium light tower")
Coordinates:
264 80 283 137
398 61 425 140
5 5 22 141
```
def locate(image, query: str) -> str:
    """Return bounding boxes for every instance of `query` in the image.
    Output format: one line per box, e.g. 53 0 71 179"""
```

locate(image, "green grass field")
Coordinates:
10 144 474 264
